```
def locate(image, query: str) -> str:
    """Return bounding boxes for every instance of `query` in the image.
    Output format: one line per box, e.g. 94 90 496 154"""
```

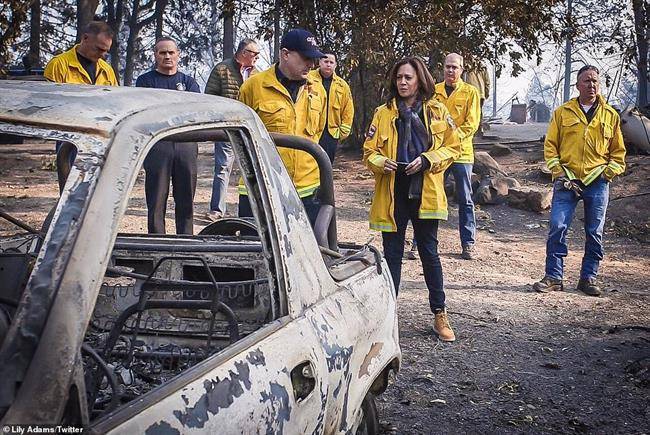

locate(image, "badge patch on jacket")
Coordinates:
446 115 457 130
366 124 376 139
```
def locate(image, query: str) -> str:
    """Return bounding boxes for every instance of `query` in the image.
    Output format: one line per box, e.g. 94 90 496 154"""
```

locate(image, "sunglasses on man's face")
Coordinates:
245 48 260 56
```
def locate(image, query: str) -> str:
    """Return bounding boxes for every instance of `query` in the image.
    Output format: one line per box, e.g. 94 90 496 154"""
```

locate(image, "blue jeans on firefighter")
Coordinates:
445 162 476 247
382 174 445 312
210 141 234 215
545 176 609 281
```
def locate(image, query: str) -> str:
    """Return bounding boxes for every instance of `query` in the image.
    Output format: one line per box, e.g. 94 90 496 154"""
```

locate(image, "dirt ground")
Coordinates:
0 123 649 433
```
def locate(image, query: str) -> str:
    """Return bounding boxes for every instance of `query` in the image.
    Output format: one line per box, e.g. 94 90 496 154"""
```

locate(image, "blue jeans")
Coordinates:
382 174 445 312
210 141 234 215
445 163 476 247
545 176 609 280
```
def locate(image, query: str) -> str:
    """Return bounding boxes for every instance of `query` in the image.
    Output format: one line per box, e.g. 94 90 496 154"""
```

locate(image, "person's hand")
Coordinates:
554 176 569 188
405 156 423 175
383 159 397 173
555 176 568 184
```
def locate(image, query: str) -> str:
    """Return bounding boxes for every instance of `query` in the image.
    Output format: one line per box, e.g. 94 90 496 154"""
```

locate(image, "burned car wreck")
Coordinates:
0 82 400 433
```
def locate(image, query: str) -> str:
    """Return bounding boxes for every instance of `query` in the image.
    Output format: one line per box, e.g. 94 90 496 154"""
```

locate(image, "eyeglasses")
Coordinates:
245 48 260 57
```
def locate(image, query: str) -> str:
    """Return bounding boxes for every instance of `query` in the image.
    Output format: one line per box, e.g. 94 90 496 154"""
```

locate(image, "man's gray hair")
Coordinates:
235 38 257 56
154 37 178 52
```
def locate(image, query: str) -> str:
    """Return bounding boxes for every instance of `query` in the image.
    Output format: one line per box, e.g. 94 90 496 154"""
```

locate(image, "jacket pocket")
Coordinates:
429 120 447 148
332 89 344 109
599 123 614 154
560 114 582 150
305 95 323 136
258 101 288 131
561 115 581 128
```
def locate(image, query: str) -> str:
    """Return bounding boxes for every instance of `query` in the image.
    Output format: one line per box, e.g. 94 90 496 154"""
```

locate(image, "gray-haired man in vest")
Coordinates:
205 38 260 220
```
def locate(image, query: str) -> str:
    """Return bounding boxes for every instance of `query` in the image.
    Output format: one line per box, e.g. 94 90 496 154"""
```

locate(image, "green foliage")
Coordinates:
0 0 35 69
266 0 563 145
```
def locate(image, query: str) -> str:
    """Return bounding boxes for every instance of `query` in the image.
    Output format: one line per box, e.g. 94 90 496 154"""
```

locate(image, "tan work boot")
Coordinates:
433 309 456 342
577 277 602 297
533 276 563 293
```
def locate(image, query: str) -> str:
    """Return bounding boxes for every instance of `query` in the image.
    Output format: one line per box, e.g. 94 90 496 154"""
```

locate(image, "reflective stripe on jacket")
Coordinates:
44 45 117 86
544 95 626 184
434 79 480 164
307 70 354 140
363 99 461 232
238 65 327 197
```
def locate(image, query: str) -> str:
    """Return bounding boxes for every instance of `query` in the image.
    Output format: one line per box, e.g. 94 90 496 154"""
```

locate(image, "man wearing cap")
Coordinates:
237 29 327 225
307 50 354 164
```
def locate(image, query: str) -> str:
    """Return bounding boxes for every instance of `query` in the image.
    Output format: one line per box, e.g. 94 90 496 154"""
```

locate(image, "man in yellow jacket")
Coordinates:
534 65 626 296
44 21 117 86
238 29 327 225
307 50 354 163
44 20 117 189
433 53 481 260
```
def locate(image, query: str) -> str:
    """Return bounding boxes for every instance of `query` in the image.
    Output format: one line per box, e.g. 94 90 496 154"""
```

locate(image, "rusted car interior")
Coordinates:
0 132 390 430
0 83 399 433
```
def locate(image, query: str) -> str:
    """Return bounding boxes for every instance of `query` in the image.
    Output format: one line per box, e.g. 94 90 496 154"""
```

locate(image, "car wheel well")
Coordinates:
369 357 399 396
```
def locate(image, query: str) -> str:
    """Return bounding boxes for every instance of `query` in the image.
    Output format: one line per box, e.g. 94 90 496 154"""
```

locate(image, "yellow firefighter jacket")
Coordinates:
434 79 480 164
363 99 461 232
44 45 117 86
307 70 354 140
544 95 626 185
238 65 327 197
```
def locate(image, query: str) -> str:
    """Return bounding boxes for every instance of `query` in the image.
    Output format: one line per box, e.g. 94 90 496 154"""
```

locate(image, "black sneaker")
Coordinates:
533 276 563 293
577 278 602 296
461 244 475 260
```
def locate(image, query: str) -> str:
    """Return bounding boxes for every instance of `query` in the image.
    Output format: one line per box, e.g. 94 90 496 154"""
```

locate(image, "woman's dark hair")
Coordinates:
385 57 435 105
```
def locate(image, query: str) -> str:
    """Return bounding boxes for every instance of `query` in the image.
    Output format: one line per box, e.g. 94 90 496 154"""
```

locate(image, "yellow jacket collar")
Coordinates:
308 69 342 84
565 94 608 119
436 78 465 92
62 44 113 78
262 64 317 97
62 45 85 71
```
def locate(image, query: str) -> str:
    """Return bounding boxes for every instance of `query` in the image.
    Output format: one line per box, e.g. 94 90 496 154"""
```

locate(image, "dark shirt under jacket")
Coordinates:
135 70 200 93
77 52 97 84
275 64 306 103
578 98 599 124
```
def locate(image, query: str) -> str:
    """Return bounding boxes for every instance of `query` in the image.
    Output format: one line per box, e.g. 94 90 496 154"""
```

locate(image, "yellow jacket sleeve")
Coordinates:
456 89 481 142
238 80 253 107
44 58 66 83
544 110 565 179
363 111 387 175
603 115 626 181
339 85 354 140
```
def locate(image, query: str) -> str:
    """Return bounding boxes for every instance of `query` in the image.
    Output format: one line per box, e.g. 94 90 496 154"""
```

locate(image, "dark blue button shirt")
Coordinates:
135 70 200 93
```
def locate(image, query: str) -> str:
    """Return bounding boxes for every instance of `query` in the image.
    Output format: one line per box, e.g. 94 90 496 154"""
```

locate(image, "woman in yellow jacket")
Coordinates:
364 57 461 342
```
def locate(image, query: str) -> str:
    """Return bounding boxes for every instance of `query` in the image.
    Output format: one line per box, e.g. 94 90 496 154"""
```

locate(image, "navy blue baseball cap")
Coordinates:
280 29 326 59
